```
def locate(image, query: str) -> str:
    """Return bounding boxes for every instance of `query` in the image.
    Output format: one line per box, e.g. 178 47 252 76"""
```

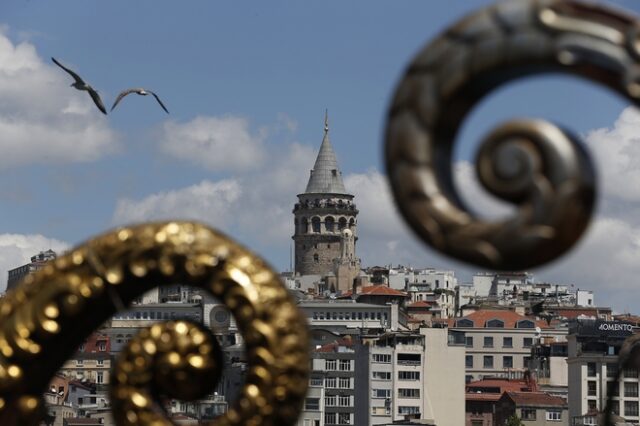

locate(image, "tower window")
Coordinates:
325 216 335 232
313 254 319 263
331 169 337 176
312 217 321 233
327 244 330 248
338 217 347 230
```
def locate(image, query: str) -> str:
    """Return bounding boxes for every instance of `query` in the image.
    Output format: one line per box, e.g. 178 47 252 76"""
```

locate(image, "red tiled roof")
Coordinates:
408 301 435 309
359 285 408 296
466 378 534 393
450 309 550 329
465 393 503 402
314 337 353 353
504 391 567 407
340 285 408 298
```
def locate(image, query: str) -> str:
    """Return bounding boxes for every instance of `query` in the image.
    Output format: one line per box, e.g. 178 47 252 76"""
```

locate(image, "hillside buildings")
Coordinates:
3 112 633 425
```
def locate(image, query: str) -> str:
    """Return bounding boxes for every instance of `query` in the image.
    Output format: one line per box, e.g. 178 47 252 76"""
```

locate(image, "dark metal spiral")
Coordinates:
0 221 309 425
386 0 640 270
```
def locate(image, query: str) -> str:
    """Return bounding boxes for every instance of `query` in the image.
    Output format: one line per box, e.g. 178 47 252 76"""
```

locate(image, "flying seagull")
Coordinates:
51 57 107 115
111 88 169 114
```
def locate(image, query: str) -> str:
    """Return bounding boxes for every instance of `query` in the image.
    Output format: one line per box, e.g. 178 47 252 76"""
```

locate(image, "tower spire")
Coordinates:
324 109 329 133
304 110 347 194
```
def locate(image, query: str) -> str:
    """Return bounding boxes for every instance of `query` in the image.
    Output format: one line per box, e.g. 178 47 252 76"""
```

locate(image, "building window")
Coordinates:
338 377 351 389
465 336 473 347
325 413 336 424
625 401 639 417
398 406 420 415
373 354 391 363
587 400 597 411
313 254 319 263
398 371 420 381
517 320 535 328
372 371 391 380
610 400 620 415
456 319 474 327
76 359 83 366
625 382 639 397
607 381 619 397
326 360 337 370
588 381 597 396
587 362 597 377
325 216 335 232
337 413 351 425
523 337 533 348
521 408 536 420
325 395 336 406
398 388 420 398
503 356 513 368
503 337 512 348
96 372 103 384
483 356 494 369
486 319 504 328
339 360 351 371
372 389 391 399
325 377 337 388
397 353 421 365
465 355 473 368
483 337 494 348
546 410 562 421
304 398 320 411
310 377 323 387
465 375 473 383
97 359 104 366
625 368 638 378
338 396 350 407
607 363 618 378
312 217 321 233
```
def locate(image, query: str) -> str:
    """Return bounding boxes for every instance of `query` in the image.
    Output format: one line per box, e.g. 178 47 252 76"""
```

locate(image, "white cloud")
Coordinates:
159 116 266 172
0 31 118 168
0 234 69 292
113 179 242 227
113 142 317 251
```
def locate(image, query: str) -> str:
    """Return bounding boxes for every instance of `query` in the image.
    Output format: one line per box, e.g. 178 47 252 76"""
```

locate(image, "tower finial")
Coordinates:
324 109 329 133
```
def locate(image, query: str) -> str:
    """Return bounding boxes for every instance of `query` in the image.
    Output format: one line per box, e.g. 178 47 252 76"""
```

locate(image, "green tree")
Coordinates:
505 415 524 426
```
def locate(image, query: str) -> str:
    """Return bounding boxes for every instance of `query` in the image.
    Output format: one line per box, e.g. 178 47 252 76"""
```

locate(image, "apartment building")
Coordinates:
567 319 639 424
299 300 406 332
451 310 567 382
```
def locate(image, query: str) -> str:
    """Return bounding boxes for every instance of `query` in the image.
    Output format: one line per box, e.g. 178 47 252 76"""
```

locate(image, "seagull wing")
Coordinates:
87 87 107 115
148 90 169 114
110 89 137 112
51 57 85 85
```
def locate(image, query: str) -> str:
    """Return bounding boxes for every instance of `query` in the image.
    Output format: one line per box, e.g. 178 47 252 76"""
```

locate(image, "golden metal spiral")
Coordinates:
386 0 640 270
0 221 309 425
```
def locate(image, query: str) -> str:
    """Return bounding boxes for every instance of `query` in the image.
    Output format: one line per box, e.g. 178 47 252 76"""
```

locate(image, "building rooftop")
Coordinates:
451 309 550 329
502 391 567 407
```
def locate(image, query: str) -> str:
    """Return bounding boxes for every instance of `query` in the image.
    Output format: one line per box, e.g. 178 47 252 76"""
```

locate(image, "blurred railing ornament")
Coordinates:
0 221 309 425
386 0 640 271
385 1 640 424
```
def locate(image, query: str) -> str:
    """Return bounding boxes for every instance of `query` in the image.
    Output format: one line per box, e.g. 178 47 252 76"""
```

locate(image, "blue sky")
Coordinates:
0 0 639 311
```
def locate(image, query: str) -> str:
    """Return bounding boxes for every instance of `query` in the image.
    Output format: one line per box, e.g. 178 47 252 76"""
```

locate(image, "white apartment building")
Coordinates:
451 309 567 382
567 319 639 424
299 300 405 331
368 328 465 426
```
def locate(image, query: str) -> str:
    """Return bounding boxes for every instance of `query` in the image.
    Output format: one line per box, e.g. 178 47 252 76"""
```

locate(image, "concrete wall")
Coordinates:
422 328 465 426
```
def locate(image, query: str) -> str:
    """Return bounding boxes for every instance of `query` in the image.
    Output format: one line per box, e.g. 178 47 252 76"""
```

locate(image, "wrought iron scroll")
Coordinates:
0 221 309 425
385 0 640 271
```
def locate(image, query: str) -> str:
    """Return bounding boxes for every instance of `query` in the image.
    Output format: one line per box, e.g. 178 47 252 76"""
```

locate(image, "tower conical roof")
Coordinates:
304 111 348 194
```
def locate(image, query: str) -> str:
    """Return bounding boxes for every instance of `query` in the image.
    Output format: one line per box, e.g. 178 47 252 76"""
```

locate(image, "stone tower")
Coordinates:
293 112 358 276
